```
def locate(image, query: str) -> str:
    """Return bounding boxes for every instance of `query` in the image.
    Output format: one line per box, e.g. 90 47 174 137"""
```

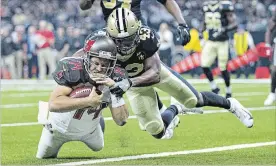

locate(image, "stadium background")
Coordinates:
1 0 276 165
1 0 275 79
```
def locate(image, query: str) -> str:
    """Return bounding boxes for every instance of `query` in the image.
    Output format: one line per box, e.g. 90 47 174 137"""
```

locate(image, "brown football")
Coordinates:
69 86 92 98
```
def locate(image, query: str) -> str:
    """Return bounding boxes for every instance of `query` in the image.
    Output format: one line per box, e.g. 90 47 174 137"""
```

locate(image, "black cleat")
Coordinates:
226 93 232 98
212 87 220 94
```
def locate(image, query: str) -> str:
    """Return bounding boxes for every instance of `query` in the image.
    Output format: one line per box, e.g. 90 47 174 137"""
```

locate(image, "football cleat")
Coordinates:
226 93 232 99
212 87 220 94
161 116 180 139
228 98 254 128
174 104 204 115
264 93 276 106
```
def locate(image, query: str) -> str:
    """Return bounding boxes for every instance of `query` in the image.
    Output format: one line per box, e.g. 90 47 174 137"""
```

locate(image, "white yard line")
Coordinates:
1 91 269 109
0 103 38 109
53 141 276 166
1 91 267 99
2 92 50 97
0 79 269 91
1 106 275 127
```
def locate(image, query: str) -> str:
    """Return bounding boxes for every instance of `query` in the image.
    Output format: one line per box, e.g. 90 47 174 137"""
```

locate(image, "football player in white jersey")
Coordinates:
36 35 129 159
105 8 254 139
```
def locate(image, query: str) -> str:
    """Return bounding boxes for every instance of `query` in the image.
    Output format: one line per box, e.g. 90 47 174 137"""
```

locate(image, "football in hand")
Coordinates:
69 86 92 98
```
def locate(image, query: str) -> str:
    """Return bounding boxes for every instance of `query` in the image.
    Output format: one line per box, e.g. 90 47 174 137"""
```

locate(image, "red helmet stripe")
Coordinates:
84 40 95 52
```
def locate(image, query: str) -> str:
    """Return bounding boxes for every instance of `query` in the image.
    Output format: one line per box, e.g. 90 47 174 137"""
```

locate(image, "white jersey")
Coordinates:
49 86 111 136
49 108 102 136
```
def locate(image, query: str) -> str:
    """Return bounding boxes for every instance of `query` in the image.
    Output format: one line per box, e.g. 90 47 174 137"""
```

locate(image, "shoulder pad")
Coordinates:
52 57 86 87
138 26 160 57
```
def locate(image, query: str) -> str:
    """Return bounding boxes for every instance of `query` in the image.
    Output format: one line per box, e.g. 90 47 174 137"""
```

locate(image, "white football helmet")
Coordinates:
106 8 141 55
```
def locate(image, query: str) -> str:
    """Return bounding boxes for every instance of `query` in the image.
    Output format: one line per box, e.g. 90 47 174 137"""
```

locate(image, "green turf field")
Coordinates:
1 82 275 165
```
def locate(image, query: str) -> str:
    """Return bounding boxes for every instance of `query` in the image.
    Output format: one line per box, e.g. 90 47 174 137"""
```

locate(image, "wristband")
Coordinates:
111 93 125 108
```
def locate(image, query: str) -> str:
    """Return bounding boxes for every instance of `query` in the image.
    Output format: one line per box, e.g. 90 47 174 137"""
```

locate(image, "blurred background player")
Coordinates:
264 9 276 106
233 24 256 79
36 35 129 159
201 0 237 98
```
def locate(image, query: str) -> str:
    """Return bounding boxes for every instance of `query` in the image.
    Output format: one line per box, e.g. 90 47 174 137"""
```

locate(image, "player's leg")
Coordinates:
201 41 220 94
36 125 66 159
264 48 276 105
81 123 104 152
126 87 179 139
138 90 167 131
155 90 167 113
99 116 105 133
218 41 232 98
157 64 253 128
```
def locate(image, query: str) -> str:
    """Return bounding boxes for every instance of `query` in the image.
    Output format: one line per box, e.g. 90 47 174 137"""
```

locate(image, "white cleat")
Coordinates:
228 98 254 128
161 116 180 139
174 104 204 115
264 93 276 106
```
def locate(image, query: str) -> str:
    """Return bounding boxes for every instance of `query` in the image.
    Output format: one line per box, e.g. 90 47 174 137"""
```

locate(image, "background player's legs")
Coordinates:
218 41 231 98
264 46 276 105
81 123 104 152
264 65 276 105
36 127 66 159
201 41 220 93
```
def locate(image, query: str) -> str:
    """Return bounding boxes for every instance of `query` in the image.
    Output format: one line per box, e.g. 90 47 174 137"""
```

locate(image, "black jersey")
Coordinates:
203 1 233 41
92 26 159 78
116 26 160 78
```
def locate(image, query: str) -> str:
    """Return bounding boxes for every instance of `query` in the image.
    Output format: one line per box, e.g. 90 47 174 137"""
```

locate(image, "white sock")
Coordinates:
210 81 217 90
226 86 232 94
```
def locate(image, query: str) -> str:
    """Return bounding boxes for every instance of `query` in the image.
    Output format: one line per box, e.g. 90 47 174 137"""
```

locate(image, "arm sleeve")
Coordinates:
141 28 160 58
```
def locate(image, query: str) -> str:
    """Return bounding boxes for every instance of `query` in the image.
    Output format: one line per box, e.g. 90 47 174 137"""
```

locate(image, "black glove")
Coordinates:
110 78 132 97
177 24 191 46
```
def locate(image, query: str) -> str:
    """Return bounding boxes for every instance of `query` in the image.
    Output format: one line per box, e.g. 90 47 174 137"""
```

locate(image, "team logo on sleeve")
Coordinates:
137 52 145 60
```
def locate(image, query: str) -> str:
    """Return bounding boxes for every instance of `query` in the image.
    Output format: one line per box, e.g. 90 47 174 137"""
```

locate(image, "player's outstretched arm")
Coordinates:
109 96 129 126
158 0 187 25
94 77 129 126
158 0 190 45
130 53 161 87
49 86 102 112
79 0 94 10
